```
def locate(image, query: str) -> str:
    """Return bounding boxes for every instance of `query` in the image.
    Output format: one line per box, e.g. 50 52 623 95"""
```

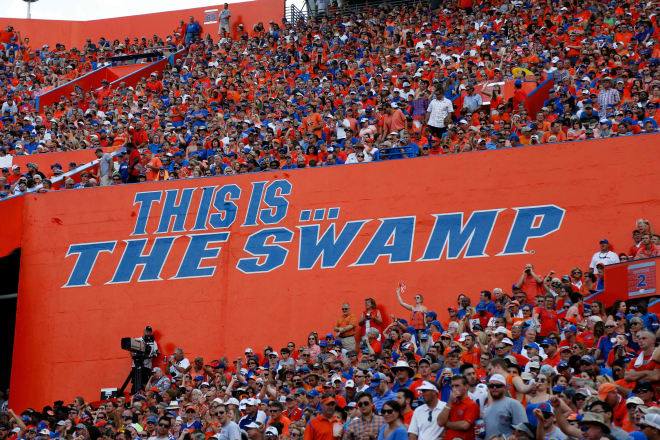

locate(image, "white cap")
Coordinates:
345 380 355 388
494 326 508 335
416 381 438 391
502 337 514 346
226 397 240 406
266 427 279 436
212 398 224 405
641 413 660 430
489 374 507 385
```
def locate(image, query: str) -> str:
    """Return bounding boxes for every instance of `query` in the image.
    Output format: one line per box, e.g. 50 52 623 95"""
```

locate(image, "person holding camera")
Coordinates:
359 298 383 338
168 348 192 380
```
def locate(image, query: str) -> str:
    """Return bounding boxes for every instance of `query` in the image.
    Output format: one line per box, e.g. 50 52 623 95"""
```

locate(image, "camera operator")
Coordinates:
131 326 160 392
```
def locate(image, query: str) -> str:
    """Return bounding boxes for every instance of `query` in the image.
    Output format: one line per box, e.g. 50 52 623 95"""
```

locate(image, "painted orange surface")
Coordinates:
9 134 660 411
3 0 285 49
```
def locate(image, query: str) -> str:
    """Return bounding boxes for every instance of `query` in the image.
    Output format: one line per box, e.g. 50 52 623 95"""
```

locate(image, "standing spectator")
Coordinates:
425 89 453 137
185 16 202 45
126 143 142 184
218 4 231 36
437 375 480 440
334 303 358 352
589 239 620 271
408 381 446 440
95 148 114 186
483 374 528 439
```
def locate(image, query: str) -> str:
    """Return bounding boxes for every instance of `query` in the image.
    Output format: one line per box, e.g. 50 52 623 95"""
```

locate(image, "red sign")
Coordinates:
627 260 657 297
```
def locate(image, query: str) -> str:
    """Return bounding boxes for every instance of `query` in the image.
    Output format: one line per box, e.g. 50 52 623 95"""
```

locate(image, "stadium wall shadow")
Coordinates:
8 134 660 411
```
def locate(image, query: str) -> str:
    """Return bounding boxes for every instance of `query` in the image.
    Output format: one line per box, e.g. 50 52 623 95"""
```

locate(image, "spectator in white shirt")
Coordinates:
589 238 620 271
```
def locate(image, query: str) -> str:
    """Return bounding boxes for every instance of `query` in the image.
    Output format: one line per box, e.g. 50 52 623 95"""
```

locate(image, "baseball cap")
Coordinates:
416 381 438 391
489 374 507 385
641 413 660 430
598 382 617 400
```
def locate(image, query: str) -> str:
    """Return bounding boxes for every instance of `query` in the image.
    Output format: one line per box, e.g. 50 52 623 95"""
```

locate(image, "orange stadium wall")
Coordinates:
8 134 660 411
2 0 285 49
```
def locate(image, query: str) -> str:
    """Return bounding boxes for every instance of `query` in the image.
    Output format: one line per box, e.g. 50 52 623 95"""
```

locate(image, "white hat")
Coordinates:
39 430 50 435
489 374 507 385
641 413 660 430
245 398 258 406
226 397 240 406
265 427 279 436
244 421 261 429
212 397 224 405
416 381 438 391
502 338 514 346
494 326 508 335
626 397 644 406
345 380 355 388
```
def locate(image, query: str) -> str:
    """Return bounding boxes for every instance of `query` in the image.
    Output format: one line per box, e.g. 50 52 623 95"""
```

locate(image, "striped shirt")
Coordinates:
410 97 430 119
597 88 620 110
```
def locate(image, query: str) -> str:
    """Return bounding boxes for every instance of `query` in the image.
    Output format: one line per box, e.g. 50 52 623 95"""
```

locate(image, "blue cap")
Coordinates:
426 311 437 319
552 385 566 394
525 342 540 350
398 318 408 325
557 361 570 370
565 325 577 333
319 341 327 347
541 338 557 346
514 79 522 87
146 416 158 423
476 302 487 311
194 375 204 381
306 389 320 397
600 238 609 244
325 333 335 339
51 162 62 169
371 372 387 384
508 134 520 141
430 320 442 328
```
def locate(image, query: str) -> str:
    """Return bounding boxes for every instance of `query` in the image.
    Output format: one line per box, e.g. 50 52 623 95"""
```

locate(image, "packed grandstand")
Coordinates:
1 1 660 440
0 0 659 195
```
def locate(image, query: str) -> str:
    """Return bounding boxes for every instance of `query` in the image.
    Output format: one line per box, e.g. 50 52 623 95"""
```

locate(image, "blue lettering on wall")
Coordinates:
242 181 267 226
259 180 292 225
298 221 369 270
155 188 195 234
236 228 294 273
191 186 218 231
352 217 416 266
172 232 230 279
132 191 162 235
209 184 241 229
499 205 565 255
63 241 116 287
418 210 503 261
108 237 178 283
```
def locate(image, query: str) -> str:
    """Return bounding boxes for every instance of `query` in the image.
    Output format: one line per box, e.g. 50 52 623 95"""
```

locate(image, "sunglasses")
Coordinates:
358 401 371 407
488 384 505 389
159 424 170 428
382 409 396 415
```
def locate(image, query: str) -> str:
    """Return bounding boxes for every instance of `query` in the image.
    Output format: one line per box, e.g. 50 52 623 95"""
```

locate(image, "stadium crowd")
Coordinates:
1 0 660 196
1 217 659 440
